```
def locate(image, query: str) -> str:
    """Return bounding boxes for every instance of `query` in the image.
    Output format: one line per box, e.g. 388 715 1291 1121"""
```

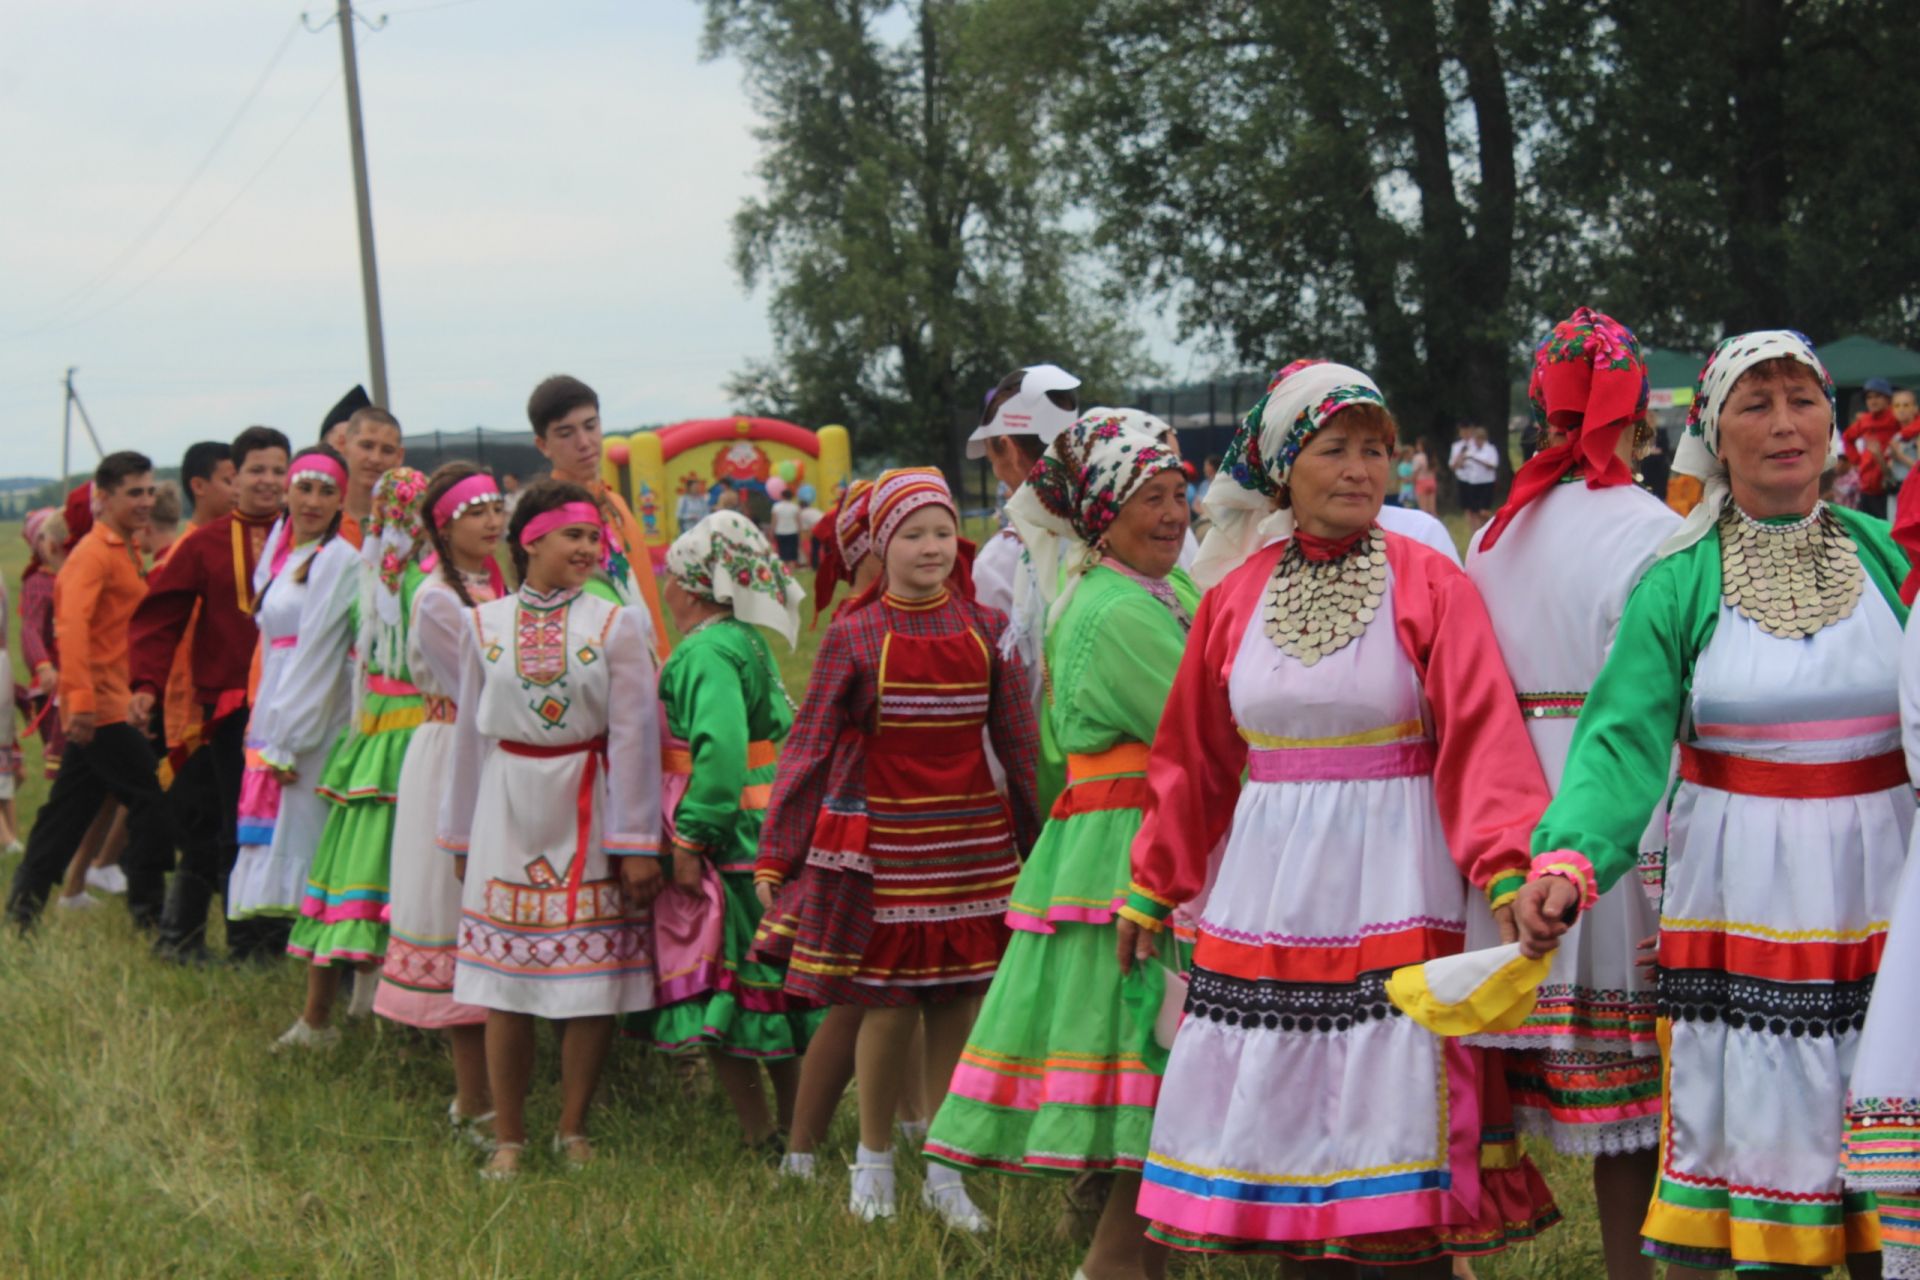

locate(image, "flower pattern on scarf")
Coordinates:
368 468 430 598
1530 307 1648 435
665 509 806 648
1220 359 1387 497
1684 329 1833 452
1026 411 1182 548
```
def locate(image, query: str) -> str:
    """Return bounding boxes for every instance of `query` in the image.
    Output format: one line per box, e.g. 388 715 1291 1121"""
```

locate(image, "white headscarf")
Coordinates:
665 510 807 649
1005 407 1184 635
1660 329 1838 558
1190 360 1387 588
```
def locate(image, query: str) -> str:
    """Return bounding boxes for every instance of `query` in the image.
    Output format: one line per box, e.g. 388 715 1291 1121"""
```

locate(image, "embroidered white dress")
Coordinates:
374 572 491 1028
1464 481 1677 1154
439 585 663 1018
228 538 360 919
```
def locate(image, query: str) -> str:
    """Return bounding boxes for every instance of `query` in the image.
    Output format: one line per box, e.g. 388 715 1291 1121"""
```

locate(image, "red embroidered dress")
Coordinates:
756 588 1041 1006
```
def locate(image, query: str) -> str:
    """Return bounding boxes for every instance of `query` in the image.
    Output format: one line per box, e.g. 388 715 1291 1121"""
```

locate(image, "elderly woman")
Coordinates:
1119 360 1558 1273
1515 331 1912 1275
1467 308 1680 1279
926 408 1197 1278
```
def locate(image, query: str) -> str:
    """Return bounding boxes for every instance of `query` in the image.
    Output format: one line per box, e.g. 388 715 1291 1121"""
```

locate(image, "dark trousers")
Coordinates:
156 708 288 960
7 721 174 929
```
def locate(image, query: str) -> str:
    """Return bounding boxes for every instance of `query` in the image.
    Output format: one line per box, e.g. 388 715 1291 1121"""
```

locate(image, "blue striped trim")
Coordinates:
1143 1160 1450 1206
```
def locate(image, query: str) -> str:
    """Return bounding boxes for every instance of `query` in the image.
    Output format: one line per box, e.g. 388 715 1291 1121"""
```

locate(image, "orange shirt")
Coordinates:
54 524 147 728
593 482 670 661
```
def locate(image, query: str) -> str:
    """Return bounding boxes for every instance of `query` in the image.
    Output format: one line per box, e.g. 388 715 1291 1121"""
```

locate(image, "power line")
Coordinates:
26 16 305 325
5 69 343 340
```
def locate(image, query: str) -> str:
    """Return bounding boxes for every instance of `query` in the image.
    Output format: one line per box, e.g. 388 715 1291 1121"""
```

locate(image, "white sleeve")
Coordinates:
1901 607 1920 784
974 532 1019 615
1178 528 1199 572
257 540 363 768
601 605 664 858
412 586 472 698
435 614 488 855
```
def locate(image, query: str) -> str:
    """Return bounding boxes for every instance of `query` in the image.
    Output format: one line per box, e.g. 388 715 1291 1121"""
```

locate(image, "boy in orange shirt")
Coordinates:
6 452 178 931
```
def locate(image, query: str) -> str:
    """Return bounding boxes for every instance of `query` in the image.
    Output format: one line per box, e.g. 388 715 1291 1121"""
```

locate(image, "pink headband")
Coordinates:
517 501 601 548
433 474 501 527
288 455 347 492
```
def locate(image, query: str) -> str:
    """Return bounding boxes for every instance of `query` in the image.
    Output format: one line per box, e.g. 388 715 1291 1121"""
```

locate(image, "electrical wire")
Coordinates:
25 15 305 325
4 69 343 340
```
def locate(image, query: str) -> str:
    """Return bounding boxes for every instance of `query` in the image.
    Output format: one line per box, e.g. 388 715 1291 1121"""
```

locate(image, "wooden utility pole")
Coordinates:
61 367 104 482
333 0 389 407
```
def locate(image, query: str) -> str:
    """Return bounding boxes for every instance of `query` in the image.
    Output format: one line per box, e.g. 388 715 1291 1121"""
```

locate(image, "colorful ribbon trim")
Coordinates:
1516 692 1586 720
1678 744 1910 798
499 735 609 922
1246 739 1435 783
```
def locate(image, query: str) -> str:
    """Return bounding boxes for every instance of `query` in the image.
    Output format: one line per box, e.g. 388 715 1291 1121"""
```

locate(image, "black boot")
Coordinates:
154 871 215 964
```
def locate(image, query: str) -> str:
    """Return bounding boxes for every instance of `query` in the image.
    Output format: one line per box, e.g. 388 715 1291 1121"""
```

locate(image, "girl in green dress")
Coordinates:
926 409 1195 1277
654 510 817 1151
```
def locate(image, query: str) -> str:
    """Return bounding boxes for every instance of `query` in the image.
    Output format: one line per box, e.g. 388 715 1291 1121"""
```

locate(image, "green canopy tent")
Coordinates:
1814 335 1920 392
1643 346 1705 411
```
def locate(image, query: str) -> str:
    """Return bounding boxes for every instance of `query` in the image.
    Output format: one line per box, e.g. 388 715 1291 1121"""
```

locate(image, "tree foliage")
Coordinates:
703 0 1155 475
1522 0 1920 354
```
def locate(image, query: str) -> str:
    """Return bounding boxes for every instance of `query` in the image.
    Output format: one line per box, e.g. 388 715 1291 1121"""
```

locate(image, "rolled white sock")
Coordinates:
896 1117 930 1145
780 1151 816 1179
855 1142 894 1169
924 1160 965 1192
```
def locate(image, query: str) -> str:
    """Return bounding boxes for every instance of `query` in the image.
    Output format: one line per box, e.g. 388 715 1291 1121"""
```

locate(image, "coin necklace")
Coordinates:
1262 527 1389 666
1718 502 1863 641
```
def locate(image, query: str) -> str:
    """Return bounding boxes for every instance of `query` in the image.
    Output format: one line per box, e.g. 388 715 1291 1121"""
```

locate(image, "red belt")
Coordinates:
501 735 609 922
1679 743 1910 799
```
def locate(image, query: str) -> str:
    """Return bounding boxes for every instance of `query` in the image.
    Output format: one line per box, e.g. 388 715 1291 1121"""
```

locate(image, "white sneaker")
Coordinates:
848 1157 896 1222
56 892 100 911
272 1019 340 1053
345 971 377 1018
896 1117 930 1147
3 839 22 855
86 865 127 895
921 1178 990 1233
779 1151 817 1181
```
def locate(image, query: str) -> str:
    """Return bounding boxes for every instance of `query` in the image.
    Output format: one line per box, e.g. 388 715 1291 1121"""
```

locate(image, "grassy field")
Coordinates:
0 513 1622 1278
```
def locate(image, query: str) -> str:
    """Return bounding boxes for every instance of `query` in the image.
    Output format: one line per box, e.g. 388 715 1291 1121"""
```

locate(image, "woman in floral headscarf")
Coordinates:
1515 332 1911 1275
650 510 819 1151
281 467 429 1046
1120 360 1559 1272
1466 308 1680 1279
925 408 1198 1279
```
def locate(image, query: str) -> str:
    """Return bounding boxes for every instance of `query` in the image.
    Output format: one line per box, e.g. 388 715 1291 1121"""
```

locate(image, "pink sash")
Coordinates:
650 730 727 1005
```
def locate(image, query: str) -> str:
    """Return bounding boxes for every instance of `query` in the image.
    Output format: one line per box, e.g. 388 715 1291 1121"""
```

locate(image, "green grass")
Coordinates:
0 513 1617 1278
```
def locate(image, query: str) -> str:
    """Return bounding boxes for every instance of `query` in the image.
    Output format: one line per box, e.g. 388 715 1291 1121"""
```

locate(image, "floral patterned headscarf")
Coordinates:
1661 329 1837 558
1480 307 1648 550
357 467 430 705
811 479 873 626
1007 408 1183 631
666 510 807 649
1190 359 1387 588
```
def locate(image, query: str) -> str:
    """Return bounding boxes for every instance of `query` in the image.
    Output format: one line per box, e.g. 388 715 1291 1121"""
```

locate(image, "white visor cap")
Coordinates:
965 363 1083 459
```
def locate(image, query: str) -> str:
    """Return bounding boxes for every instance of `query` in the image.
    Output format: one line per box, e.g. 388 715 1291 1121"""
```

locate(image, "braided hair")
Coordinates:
414 461 496 607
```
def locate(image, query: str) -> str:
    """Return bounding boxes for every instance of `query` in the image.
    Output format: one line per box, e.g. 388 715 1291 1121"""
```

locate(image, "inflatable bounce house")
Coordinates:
602 416 852 561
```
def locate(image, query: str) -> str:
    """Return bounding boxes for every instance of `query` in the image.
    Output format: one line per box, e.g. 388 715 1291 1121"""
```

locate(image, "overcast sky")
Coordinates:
0 1 792 478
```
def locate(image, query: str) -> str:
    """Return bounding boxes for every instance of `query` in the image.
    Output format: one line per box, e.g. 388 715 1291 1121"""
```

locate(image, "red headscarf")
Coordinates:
1480 306 1649 550
63 482 94 551
811 479 873 627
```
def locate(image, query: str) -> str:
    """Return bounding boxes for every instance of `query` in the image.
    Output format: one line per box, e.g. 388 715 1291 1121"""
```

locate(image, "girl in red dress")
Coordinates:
756 467 1041 1229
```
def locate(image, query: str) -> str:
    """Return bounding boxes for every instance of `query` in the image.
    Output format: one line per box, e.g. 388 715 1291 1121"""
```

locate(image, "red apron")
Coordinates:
853 616 1019 988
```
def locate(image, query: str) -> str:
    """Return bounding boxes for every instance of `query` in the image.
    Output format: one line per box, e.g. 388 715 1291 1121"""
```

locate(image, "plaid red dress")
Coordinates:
755 587 1040 1006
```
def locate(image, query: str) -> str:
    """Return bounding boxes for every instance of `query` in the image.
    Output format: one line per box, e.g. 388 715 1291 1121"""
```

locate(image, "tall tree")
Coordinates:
704 0 1153 478
1050 0 1528 462
1522 0 1920 352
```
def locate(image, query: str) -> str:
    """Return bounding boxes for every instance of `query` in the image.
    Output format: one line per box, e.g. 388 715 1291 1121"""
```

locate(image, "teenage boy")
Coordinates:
526 374 669 656
338 405 403 545
6 453 177 931
130 426 289 963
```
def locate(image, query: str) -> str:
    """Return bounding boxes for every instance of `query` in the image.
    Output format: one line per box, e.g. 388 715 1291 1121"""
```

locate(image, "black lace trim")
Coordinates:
1655 967 1874 1037
1184 966 1403 1034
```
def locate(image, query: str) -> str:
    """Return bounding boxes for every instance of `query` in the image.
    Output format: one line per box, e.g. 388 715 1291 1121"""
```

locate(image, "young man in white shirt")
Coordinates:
1448 423 1501 532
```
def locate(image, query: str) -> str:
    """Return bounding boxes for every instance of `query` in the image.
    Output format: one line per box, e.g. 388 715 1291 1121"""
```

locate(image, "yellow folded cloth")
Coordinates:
1385 942 1553 1037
